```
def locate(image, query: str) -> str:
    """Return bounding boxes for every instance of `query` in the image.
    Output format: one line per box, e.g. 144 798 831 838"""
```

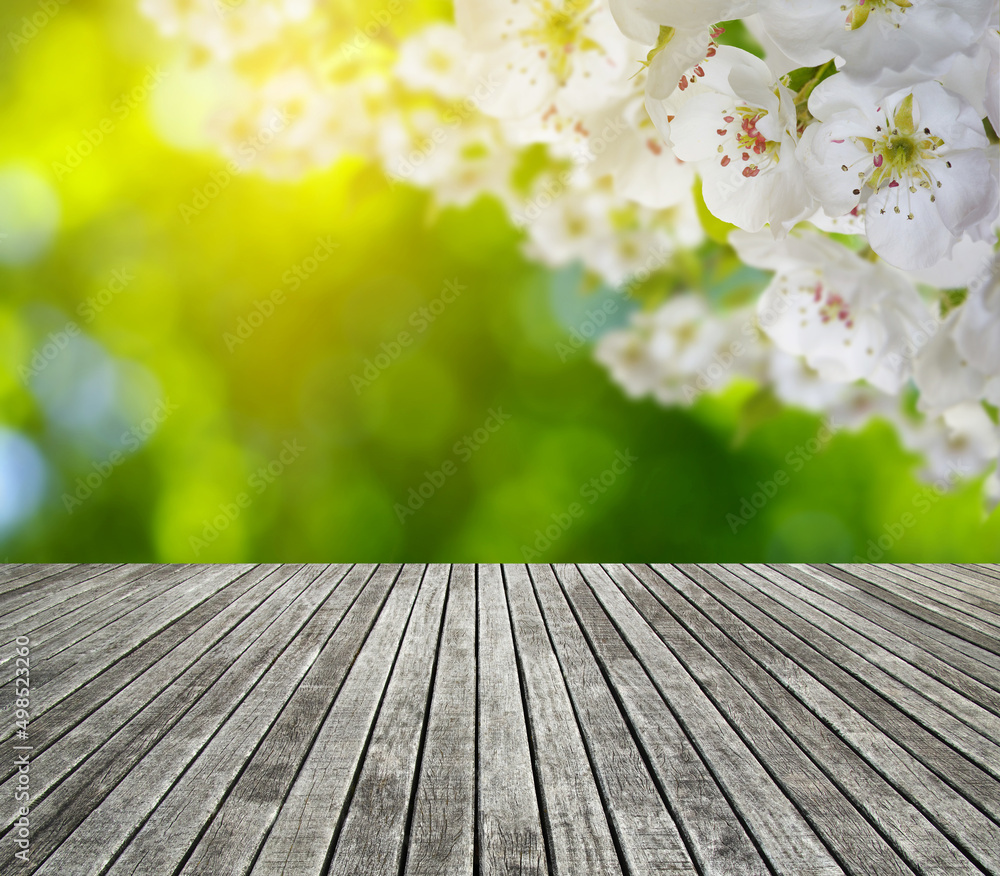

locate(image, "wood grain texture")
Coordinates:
893 564 1000 620
685 564 1000 875
404 564 476 876
178 564 391 876
734 564 1000 779
327 565 449 876
580 564 845 876
0 564 78 598
476 563 548 876
615 563 918 876
24 565 335 876
0 565 293 824
2 564 997 876
639 564 978 876
503 564 622 876
0 565 250 740
797 564 1000 693
528 564 696 875
249 564 419 876
103 564 360 876
820 565 1000 670
0 564 125 636
774 565 1000 717
554 563 764 876
862 565 1000 638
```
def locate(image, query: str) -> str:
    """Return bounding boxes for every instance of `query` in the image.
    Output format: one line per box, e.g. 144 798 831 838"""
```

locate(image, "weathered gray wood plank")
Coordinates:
31 565 343 876
893 564 1000 620
327 565 449 876
633 563 979 876
0 565 202 738
503 564 623 876
775 565 1000 716
0 564 27 584
0 564 124 635
826 565 1000 660
874 565 1000 632
553 563 764 876
0 566 164 674
970 564 1000 581
916 563 1000 594
178 565 394 876
0 564 291 802
249 565 420 876
682 564 1000 874
732 565 1000 811
0 565 316 872
737 565 1000 778
799 565 1000 692
0 565 251 742
0 565 187 662
101 564 365 876
476 564 548 876
528 564 696 875
5 563 997 876
404 564 476 876
579 564 846 876
0 564 78 599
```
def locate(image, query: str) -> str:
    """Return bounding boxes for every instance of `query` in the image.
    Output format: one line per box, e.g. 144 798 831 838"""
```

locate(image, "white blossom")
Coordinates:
393 24 476 100
756 0 996 85
733 229 931 392
655 46 813 233
897 403 999 485
802 77 996 268
453 0 639 121
611 0 757 35
139 0 313 61
519 184 675 285
377 108 516 208
912 254 1000 417
596 293 761 404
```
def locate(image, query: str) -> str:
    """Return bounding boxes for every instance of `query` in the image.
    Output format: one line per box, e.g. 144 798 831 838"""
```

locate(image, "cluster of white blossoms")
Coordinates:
139 0 1000 503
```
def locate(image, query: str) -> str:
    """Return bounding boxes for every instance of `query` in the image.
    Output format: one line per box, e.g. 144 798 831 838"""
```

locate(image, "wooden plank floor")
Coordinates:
2 564 999 876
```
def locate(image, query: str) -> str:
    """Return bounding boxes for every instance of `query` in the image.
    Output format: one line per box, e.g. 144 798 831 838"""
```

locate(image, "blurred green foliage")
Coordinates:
1 0 998 561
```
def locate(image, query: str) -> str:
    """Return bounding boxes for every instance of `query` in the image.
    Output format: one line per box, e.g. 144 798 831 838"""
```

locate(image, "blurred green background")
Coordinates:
1 0 998 562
